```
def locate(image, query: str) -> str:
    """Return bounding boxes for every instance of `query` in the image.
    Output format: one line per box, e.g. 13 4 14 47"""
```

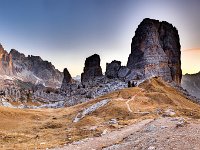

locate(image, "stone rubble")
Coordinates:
73 99 110 122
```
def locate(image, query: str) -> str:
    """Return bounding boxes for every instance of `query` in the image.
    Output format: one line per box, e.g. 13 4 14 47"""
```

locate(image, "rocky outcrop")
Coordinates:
117 66 131 80
10 49 63 87
105 60 121 79
127 18 182 84
60 68 72 91
0 46 63 87
0 44 13 75
181 72 200 99
81 54 103 82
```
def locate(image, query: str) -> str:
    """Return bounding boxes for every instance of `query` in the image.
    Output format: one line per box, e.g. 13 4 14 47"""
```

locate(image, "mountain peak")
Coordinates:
127 18 182 84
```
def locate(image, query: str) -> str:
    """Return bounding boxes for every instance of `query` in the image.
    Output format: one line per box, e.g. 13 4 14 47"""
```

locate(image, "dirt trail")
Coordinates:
125 89 144 112
103 117 200 150
52 119 153 150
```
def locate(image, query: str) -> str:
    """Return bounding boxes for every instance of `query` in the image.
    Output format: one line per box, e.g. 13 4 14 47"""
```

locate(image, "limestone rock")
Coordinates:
117 66 131 80
81 54 103 82
0 44 14 75
181 72 200 99
60 68 72 91
105 60 121 79
10 49 63 87
127 18 182 84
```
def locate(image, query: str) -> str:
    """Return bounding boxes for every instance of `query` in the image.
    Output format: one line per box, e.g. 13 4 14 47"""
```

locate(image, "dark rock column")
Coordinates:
81 54 103 82
61 68 72 91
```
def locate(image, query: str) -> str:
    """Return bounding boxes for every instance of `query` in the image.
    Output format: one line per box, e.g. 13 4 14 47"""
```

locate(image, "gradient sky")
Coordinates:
0 0 199 76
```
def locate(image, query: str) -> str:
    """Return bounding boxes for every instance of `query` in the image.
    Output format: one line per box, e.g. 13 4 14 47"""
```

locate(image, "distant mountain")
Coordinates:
181 72 200 99
0 43 63 88
73 75 81 82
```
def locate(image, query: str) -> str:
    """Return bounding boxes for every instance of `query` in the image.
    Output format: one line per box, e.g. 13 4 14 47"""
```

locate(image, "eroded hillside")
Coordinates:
0 78 200 149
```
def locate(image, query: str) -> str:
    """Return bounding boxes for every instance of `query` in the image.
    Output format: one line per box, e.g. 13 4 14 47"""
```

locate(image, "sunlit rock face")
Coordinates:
9 49 63 87
81 54 103 82
0 44 14 75
127 18 182 84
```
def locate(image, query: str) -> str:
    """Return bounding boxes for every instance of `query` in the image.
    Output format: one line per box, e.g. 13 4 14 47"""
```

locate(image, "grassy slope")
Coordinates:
0 78 200 149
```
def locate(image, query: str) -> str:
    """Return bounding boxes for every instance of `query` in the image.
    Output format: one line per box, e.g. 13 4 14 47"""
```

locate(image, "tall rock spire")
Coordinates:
81 54 103 82
127 18 182 84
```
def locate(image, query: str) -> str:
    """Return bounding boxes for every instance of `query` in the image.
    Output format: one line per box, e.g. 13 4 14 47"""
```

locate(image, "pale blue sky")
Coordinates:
0 0 199 76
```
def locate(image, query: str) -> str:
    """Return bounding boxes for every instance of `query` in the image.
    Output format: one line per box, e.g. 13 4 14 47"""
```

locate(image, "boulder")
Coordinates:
127 18 182 84
117 66 131 80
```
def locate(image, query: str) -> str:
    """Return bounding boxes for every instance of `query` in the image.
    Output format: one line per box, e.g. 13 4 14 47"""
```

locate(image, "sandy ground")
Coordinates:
53 117 200 150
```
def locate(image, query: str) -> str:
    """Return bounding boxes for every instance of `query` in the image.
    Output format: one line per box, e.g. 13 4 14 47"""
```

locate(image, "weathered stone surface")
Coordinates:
0 44 63 88
0 44 13 75
117 66 131 79
125 70 143 82
127 18 182 84
60 68 72 91
105 60 121 79
181 72 200 99
81 54 103 82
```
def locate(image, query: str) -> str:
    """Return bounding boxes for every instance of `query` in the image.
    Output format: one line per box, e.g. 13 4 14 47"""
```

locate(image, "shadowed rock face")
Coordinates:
105 60 121 79
61 68 72 91
127 18 182 84
81 54 102 82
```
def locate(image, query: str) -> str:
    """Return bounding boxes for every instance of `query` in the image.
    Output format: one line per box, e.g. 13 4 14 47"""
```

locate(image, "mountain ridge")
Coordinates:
0 44 63 88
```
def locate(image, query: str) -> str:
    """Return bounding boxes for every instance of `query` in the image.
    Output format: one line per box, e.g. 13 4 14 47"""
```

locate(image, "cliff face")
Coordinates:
0 44 14 75
81 54 103 82
0 46 63 88
127 18 182 84
10 49 63 87
181 72 200 99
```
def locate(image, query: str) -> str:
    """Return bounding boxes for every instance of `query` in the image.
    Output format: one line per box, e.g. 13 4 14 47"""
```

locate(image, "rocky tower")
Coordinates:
0 44 13 75
60 68 72 91
127 18 182 84
105 60 121 79
81 54 103 82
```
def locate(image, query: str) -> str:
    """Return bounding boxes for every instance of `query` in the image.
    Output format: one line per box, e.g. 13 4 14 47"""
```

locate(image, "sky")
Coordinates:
0 0 199 76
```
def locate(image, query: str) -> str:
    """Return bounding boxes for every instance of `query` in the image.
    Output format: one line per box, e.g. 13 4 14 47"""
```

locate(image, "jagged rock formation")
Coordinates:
105 60 121 79
10 49 63 87
0 45 63 87
181 72 200 99
0 44 14 75
81 54 103 82
60 68 72 91
127 18 182 84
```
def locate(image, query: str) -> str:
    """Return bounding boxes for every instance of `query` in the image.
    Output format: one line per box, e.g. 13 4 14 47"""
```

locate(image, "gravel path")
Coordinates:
52 119 153 150
103 117 200 150
52 117 200 150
